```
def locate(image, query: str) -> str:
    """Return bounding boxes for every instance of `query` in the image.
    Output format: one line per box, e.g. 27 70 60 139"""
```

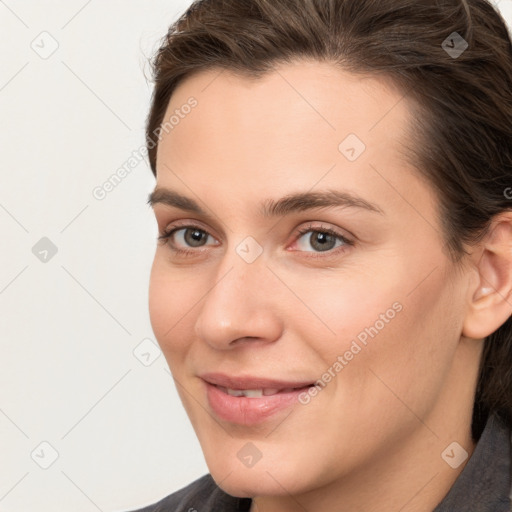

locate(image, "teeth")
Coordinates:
241 389 263 398
216 386 308 397
220 387 284 397
225 388 245 397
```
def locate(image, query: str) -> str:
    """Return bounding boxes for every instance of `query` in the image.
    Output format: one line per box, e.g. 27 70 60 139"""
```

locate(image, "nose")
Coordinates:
193 249 283 350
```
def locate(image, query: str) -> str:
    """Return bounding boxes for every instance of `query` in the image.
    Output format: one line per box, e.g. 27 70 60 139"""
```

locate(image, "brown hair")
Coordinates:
145 0 512 440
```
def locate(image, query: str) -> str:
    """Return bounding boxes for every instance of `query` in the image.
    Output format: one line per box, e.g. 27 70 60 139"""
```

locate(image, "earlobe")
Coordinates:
462 214 512 340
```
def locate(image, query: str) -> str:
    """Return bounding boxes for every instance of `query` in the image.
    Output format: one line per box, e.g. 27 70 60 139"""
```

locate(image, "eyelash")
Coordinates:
157 222 354 259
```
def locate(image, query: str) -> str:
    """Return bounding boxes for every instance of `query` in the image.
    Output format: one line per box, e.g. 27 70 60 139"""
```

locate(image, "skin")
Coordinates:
147 60 512 511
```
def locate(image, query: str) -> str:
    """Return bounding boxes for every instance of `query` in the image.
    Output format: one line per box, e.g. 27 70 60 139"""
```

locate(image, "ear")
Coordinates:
462 212 512 339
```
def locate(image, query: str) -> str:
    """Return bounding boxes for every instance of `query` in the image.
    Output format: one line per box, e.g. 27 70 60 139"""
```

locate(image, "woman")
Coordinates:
128 0 512 510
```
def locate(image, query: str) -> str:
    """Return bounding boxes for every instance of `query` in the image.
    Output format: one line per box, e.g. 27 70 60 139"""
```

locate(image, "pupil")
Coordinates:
312 232 335 252
186 229 206 247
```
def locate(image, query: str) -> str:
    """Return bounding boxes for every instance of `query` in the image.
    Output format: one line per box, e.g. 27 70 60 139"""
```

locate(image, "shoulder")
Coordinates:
124 473 249 512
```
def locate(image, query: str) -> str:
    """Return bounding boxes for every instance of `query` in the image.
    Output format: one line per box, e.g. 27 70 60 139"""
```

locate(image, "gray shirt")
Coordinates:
128 412 511 511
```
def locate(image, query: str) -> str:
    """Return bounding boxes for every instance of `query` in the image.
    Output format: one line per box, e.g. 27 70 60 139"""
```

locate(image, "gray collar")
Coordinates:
433 412 512 511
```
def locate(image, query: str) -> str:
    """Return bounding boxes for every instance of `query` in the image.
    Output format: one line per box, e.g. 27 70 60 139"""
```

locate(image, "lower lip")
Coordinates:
204 381 310 425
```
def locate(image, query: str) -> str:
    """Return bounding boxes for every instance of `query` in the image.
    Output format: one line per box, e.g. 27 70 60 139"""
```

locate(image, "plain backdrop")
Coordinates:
1 1 511 511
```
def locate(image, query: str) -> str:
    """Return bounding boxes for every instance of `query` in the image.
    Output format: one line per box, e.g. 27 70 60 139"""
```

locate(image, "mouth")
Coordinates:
200 372 316 425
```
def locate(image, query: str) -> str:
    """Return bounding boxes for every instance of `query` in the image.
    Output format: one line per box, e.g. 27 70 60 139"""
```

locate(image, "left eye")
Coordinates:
294 228 350 253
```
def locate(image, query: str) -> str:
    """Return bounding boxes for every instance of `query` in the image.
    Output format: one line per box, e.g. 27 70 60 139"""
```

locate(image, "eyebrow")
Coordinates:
147 187 385 217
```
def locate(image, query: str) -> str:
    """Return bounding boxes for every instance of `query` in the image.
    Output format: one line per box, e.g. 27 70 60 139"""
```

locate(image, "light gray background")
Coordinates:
1 1 511 511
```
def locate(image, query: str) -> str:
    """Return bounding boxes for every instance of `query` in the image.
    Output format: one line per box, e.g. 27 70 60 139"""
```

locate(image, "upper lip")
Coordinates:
200 372 315 390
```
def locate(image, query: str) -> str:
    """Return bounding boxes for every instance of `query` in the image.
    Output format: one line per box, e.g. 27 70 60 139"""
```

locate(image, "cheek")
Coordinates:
289 258 459 409
148 256 198 357
346 269 460 417
277 267 405 361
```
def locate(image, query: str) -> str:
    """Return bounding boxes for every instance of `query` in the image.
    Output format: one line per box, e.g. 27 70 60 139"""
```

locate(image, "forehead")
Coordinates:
153 59 438 229
156 59 414 174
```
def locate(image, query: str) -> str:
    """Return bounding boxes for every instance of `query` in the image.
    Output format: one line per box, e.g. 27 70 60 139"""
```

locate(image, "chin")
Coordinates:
213 470 292 498
206 454 316 498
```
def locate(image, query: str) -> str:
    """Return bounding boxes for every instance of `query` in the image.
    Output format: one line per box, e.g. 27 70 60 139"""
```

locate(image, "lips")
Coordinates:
200 372 316 425
200 372 315 391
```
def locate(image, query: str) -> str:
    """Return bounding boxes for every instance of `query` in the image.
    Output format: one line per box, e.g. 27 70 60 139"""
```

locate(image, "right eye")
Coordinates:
158 224 219 254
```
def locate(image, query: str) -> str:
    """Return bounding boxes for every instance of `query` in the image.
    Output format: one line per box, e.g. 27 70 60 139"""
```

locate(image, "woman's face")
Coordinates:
148 60 480 499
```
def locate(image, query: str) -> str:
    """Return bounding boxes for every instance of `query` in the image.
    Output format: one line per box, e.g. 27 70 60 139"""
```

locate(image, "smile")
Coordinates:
200 373 316 425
